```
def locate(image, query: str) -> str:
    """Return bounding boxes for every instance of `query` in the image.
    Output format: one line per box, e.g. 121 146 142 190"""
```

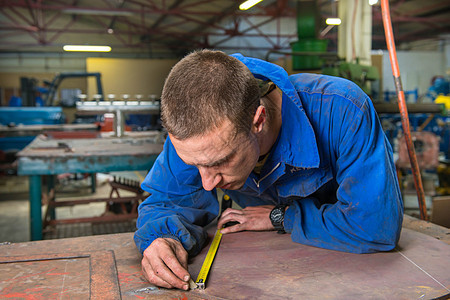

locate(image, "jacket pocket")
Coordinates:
276 166 333 198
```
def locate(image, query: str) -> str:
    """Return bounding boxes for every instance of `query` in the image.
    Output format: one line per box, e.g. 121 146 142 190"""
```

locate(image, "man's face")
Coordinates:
170 120 260 191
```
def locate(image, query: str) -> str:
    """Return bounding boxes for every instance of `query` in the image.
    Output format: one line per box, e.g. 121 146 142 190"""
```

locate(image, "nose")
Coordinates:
198 166 221 191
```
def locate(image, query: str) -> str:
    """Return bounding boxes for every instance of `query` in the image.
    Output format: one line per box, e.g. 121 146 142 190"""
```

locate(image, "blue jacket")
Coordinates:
134 54 403 255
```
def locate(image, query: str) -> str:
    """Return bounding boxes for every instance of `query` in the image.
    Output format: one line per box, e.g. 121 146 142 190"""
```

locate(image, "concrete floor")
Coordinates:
0 172 144 243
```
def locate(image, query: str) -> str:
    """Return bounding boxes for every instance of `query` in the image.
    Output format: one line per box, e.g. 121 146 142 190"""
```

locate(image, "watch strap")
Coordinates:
270 204 287 234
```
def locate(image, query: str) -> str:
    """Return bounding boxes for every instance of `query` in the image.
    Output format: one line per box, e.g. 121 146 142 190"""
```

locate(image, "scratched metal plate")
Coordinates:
0 257 90 299
0 251 121 300
116 227 450 299
180 228 450 300
0 227 448 299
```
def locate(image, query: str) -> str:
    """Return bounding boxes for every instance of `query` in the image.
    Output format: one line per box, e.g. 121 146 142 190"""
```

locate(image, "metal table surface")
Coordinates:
0 217 449 299
16 132 164 241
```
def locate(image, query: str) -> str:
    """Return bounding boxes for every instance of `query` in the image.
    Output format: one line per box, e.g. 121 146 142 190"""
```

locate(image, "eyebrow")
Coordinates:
184 150 235 168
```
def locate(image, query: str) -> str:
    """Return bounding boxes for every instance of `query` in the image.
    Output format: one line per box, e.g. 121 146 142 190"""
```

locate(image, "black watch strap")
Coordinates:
270 204 287 234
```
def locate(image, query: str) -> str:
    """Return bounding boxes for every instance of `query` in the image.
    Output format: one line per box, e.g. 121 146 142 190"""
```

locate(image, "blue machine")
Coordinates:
0 107 64 126
0 107 65 154
427 76 450 101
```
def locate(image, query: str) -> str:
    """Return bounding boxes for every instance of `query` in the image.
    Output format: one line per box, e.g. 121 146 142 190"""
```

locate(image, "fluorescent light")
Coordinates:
326 18 341 26
63 45 112 52
62 8 134 16
369 0 379 5
239 0 263 10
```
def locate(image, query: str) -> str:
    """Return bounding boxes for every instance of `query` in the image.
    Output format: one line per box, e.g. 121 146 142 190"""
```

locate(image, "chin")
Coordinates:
226 182 245 190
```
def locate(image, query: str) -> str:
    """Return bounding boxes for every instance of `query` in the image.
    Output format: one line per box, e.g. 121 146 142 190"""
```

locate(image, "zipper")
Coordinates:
253 162 281 188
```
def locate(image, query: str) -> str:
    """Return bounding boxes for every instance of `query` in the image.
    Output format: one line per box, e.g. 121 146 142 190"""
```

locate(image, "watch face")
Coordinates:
271 208 283 223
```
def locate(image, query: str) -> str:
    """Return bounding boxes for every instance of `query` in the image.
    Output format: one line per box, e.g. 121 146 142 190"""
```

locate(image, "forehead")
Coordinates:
170 121 246 166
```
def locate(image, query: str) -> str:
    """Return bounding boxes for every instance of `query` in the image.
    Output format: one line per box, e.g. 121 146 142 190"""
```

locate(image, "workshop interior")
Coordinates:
1 0 449 246
0 0 449 298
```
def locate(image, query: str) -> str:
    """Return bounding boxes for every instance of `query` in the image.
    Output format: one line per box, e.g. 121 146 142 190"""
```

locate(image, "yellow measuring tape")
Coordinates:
195 229 223 289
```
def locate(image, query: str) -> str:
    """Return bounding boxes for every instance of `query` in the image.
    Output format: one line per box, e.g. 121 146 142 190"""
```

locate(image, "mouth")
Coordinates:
219 182 233 189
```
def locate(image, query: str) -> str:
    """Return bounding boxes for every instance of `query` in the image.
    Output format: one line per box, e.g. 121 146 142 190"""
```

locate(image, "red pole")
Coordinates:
380 0 428 220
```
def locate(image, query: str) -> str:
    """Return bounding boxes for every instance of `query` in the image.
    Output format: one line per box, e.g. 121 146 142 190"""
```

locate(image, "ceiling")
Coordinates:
0 0 449 59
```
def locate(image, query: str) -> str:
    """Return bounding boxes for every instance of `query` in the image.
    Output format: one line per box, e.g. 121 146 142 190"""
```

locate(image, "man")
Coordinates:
134 50 403 290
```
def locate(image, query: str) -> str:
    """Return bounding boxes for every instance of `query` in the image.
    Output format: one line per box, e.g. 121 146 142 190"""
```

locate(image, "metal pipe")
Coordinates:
29 175 43 240
373 103 445 114
381 0 428 220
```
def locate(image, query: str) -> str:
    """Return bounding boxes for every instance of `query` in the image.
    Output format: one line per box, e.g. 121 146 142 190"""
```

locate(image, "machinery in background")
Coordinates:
0 106 66 174
426 76 450 102
0 72 104 174
380 108 450 225
322 60 379 96
265 0 379 97
290 0 328 70
75 95 160 137
426 75 450 112
43 72 104 107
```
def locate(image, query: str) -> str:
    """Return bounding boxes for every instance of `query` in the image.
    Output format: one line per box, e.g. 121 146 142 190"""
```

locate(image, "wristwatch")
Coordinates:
270 204 287 234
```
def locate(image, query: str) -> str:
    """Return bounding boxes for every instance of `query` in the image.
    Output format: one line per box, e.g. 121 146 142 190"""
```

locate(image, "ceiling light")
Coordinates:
369 0 379 5
325 18 341 26
63 45 112 52
239 0 263 10
62 8 134 16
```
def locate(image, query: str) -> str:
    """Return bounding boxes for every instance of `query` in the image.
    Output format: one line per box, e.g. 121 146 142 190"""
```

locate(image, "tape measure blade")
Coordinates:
195 229 223 289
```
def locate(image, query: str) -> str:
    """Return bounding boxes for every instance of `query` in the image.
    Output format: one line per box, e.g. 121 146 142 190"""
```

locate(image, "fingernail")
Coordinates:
184 275 190 281
183 284 189 290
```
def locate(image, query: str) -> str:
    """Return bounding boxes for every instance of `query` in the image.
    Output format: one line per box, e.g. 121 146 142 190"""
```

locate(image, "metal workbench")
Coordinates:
0 216 449 299
16 132 164 241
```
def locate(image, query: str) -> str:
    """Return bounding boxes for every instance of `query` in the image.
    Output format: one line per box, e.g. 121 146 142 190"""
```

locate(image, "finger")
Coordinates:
142 258 173 289
146 269 175 289
220 208 244 218
221 222 245 234
163 251 190 283
218 213 245 229
175 246 189 271
152 257 188 290
141 259 150 282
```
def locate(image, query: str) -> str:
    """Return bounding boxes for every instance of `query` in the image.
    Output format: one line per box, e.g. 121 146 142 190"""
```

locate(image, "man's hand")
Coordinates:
217 205 276 234
141 237 190 290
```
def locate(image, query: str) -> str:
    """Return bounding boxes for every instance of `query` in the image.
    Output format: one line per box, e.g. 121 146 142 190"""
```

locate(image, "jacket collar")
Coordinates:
231 53 320 170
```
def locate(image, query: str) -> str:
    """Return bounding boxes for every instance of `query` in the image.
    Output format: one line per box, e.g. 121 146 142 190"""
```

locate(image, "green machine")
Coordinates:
290 1 379 96
291 1 328 70
322 60 380 96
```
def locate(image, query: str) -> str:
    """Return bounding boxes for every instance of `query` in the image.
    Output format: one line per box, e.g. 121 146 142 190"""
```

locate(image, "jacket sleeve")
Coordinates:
283 90 404 253
134 137 219 255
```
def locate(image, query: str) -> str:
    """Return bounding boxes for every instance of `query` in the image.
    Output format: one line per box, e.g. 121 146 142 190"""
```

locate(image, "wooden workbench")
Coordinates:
16 132 164 241
0 216 449 299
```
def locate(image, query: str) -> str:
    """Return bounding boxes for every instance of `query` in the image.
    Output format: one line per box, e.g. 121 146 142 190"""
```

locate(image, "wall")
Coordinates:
0 53 179 105
0 54 87 106
381 50 446 101
86 58 178 100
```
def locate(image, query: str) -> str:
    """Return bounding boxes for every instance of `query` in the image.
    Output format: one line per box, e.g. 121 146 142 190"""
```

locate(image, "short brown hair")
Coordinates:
161 49 260 140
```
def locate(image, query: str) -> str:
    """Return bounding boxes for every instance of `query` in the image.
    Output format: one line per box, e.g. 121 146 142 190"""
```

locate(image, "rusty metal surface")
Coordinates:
0 251 120 299
16 132 164 176
0 123 98 136
402 214 450 245
43 130 101 139
17 132 163 159
0 226 449 299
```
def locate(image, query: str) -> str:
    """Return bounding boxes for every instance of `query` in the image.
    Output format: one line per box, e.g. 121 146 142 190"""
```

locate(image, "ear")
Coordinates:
251 105 266 134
